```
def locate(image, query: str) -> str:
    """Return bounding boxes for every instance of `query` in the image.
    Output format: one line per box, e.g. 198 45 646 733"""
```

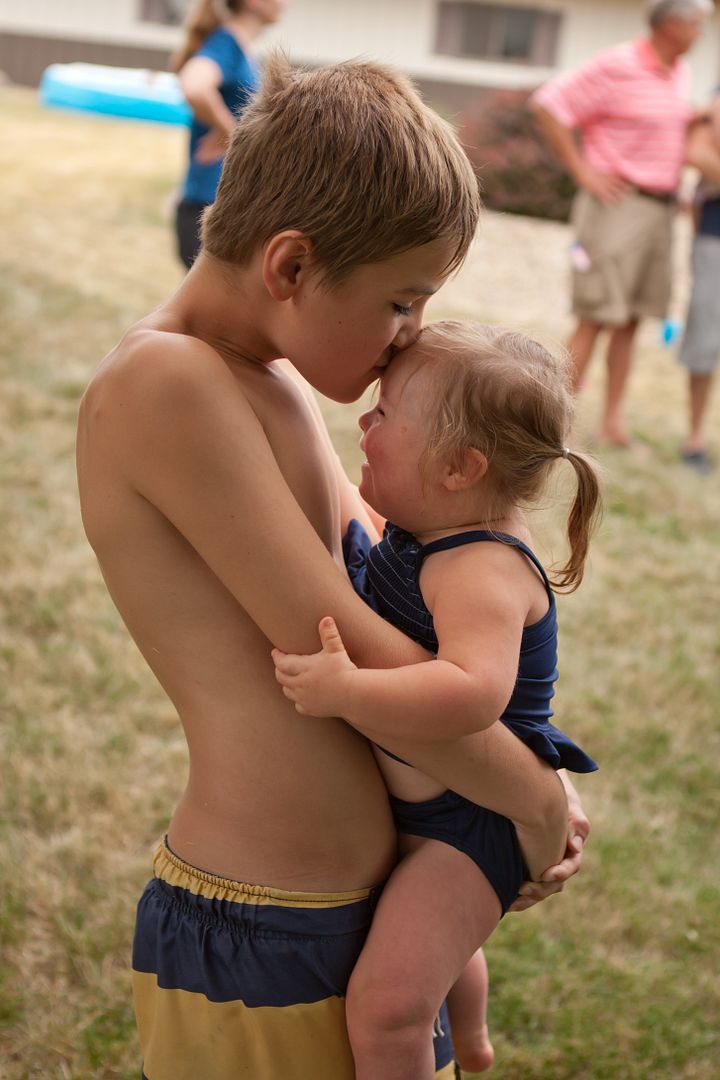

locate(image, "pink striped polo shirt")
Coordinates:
533 37 692 192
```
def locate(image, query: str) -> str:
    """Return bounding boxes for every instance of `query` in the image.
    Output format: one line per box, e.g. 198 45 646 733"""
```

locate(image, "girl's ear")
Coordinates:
441 448 488 491
261 231 314 300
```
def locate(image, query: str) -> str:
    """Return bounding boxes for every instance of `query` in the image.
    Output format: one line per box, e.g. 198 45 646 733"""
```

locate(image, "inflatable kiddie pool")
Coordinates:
40 62 192 126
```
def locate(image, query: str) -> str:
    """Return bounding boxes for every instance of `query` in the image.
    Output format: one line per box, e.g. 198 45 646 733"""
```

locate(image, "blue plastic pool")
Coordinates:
40 62 192 126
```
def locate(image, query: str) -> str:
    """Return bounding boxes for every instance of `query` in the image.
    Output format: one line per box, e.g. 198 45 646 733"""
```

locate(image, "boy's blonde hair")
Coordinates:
202 54 481 283
412 322 602 592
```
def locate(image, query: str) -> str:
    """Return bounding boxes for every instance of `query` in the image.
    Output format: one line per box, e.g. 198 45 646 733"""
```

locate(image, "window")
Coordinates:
435 3 561 65
139 0 191 25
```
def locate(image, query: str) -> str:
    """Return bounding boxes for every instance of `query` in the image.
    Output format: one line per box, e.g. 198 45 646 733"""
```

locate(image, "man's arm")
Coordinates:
685 103 720 184
531 102 629 203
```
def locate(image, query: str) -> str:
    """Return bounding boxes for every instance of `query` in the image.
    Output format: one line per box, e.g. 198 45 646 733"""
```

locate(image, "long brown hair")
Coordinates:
414 322 603 593
170 0 245 73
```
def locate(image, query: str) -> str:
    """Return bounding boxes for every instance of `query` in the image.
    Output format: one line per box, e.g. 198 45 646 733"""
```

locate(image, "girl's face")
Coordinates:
357 349 436 527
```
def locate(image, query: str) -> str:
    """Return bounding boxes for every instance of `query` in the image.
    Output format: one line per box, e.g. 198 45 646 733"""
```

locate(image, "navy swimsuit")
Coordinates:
344 519 597 913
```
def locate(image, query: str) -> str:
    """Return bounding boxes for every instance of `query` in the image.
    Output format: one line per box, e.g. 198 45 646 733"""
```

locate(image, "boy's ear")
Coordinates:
262 231 315 300
441 448 488 491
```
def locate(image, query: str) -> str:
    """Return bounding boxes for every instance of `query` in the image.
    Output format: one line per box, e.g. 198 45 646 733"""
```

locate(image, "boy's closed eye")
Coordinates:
393 303 413 316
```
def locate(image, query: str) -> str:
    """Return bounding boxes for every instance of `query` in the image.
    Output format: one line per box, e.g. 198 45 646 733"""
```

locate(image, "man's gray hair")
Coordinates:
646 0 714 27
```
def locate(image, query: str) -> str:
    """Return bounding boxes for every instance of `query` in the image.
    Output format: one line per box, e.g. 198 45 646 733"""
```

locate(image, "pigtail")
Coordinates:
549 449 603 593
171 0 235 73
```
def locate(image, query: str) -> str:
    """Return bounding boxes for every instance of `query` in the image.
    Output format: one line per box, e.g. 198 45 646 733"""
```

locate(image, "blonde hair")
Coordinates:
202 53 481 283
412 322 603 593
170 0 245 73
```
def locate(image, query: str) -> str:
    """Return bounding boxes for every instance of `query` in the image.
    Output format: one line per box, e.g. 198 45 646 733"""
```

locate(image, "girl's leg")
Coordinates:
446 947 495 1073
345 836 501 1080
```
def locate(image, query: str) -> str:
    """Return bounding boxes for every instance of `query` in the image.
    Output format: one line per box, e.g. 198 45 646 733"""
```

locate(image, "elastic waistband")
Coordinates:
156 837 376 911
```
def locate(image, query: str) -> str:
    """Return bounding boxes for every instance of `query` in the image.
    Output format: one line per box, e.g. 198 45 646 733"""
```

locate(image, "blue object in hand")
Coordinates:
660 319 683 346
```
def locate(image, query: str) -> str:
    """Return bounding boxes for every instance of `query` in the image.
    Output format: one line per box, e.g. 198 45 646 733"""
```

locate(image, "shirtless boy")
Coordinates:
77 55 589 1079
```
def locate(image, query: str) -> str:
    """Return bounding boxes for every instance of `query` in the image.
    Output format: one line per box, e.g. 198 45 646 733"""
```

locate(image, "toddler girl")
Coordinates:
272 321 601 1078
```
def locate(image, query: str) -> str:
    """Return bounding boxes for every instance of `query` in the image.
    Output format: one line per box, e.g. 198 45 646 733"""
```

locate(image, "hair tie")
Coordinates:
561 446 571 459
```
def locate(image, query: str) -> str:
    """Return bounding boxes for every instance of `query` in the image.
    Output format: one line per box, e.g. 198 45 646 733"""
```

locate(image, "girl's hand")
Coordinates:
272 617 358 718
193 127 229 164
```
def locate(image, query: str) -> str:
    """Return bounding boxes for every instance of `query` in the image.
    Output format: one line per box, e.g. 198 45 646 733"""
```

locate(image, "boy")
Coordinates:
77 55 588 1079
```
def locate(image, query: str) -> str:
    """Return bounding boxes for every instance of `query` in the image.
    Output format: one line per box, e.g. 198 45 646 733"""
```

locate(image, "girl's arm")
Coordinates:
273 542 529 741
180 56 237 159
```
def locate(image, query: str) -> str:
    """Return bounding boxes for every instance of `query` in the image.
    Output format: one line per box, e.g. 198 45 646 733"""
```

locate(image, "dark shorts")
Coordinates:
390 790 528 915
174 198 208 269
133 839 457 1079
678 234 720 374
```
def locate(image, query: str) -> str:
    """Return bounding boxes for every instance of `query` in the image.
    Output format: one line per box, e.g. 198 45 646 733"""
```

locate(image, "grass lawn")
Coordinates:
1 85 718 1079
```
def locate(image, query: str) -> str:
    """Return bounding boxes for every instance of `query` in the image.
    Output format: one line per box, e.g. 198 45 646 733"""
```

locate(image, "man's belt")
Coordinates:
631 186 677 205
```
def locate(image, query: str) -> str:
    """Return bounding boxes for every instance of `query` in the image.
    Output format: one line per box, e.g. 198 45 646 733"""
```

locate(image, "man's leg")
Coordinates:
687 372 714 452
681 372 715 472
599 318 640 445
567 319 603 391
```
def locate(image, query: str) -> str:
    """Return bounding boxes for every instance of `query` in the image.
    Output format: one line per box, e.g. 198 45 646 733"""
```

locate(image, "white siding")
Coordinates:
0 0 717 99
0 0 179 48
263 0 719 99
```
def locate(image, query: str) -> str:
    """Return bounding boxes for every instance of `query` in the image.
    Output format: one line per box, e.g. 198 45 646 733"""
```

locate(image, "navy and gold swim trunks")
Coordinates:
133 839 457 1079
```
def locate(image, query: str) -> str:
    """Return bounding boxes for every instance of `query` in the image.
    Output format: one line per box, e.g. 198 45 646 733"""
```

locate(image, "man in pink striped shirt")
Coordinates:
532 0 711 446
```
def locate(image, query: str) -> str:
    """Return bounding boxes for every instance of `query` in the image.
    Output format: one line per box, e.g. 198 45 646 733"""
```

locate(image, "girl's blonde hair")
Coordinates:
413 322 603 592
170 0 245 73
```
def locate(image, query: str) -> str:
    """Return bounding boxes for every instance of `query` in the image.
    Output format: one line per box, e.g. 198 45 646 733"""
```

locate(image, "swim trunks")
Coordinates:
133 838 457 1079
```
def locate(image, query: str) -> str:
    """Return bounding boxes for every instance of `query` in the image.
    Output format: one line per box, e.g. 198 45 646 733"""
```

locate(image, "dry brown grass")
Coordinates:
1 85 718 1079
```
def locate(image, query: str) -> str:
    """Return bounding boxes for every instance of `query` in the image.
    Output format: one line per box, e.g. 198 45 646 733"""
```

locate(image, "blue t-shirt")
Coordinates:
182 27 259 205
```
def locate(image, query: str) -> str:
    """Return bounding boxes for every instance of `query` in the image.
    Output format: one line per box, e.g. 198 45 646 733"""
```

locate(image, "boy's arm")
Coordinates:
113 343 578 872
277 361 385 540
273 544 528 740
115 341 423 666
273 615 568 880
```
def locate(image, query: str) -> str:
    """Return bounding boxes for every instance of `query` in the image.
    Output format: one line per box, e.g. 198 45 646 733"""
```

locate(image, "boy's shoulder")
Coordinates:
86 320 238 409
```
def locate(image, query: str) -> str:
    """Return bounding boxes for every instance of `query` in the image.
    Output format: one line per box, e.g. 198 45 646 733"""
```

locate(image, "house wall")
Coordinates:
263 0 719 101
0 0 718 102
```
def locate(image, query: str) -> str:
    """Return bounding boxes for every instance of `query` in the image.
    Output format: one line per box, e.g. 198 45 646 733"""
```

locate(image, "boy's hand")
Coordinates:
272 617 358 718
509 772 590 911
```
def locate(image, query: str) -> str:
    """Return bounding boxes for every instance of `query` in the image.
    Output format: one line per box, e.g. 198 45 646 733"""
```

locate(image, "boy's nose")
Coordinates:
392 311 423 350
358 410 370 432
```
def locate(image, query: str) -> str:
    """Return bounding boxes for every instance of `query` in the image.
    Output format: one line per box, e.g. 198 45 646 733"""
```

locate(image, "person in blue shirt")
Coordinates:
171 0 287 268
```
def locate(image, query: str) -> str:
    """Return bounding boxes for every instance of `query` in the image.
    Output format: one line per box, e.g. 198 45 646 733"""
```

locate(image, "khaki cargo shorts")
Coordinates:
570 189 674 325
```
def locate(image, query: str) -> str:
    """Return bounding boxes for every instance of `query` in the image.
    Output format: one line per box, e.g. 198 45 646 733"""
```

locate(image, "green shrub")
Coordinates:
460 87 576 222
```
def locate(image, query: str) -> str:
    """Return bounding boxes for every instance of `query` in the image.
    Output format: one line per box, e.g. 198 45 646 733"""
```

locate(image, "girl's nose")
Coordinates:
358 410 371 432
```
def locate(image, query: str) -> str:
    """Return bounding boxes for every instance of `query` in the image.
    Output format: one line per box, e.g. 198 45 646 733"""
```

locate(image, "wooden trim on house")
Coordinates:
0 32 173 88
